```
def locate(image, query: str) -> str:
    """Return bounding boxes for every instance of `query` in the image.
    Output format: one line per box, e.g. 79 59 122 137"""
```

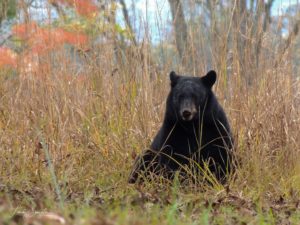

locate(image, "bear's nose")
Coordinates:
182 110 192 119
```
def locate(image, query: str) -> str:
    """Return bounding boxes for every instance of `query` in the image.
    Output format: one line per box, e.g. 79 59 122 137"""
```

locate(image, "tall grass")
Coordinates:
1 2 300 224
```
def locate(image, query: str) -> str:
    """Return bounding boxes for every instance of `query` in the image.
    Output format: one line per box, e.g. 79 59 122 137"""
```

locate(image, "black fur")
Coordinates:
129 70 233 184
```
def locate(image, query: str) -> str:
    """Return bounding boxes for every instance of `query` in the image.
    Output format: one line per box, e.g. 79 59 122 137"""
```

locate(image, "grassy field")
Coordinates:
0 44 300 224
1 3 300 224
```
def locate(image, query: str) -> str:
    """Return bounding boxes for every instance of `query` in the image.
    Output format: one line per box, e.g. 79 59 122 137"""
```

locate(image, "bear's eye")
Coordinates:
190 94 198 102
176 94 184 101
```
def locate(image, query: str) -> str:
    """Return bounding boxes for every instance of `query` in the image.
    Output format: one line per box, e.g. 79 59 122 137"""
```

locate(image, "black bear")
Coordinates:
128 70 233 184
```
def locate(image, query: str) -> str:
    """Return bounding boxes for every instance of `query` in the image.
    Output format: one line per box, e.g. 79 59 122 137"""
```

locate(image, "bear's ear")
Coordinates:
202 70 217 88
170 71 179 87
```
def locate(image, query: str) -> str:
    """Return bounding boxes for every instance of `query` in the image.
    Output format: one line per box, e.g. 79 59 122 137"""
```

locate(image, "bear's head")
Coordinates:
169 70 217 122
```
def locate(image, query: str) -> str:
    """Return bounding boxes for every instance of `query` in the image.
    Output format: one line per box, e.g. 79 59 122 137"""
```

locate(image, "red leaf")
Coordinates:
52 0 98 17
0 47 17 68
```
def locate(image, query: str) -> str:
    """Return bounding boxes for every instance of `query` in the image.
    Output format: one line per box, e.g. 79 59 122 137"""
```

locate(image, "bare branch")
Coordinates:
168 0 188 60
119 0 137 46
50 1 67 21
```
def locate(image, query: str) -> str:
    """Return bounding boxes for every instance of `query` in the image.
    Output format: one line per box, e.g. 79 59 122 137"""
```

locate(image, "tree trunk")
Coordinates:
119 0 137 46
233 0 249 82
168 0 188 63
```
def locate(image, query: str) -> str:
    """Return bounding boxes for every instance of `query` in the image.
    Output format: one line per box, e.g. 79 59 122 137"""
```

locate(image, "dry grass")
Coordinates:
1 4 300 224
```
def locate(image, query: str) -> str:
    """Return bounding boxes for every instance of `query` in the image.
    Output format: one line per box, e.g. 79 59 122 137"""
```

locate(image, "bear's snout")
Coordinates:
182 110 192 120
180 101 197 121
181 109 196 121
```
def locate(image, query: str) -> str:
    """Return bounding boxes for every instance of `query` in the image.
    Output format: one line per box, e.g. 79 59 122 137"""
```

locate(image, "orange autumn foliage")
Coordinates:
0 47 17 68
12 22 39 40
13 23 88 54
50 0 98 17
11 22 89 78
56 29 88 46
